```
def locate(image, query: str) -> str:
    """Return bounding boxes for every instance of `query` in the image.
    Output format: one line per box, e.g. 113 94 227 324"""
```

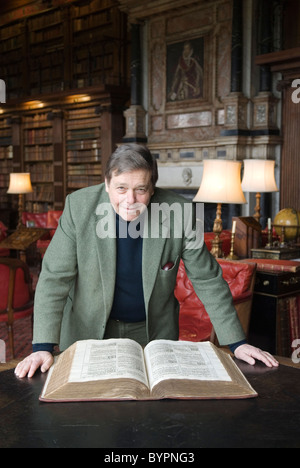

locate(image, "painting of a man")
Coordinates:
167 39 204 102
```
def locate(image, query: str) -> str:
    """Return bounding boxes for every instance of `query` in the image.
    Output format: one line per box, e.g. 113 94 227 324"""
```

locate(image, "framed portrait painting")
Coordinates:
167 37 205 103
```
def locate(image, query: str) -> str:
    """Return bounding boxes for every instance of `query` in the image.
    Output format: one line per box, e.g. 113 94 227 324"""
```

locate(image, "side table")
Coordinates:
249 266 300 357
0 227 48 262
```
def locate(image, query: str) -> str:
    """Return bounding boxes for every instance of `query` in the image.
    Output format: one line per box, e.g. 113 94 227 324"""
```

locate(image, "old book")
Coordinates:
40 339 257 402
246 258 300 273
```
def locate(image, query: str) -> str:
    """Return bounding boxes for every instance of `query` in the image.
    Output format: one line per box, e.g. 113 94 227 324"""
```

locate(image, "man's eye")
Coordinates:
117 187 127 192
136 189 146 194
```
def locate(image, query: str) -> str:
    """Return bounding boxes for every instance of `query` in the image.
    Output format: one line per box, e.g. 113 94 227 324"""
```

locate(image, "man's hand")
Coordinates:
15 352 54 378
234 344 279 368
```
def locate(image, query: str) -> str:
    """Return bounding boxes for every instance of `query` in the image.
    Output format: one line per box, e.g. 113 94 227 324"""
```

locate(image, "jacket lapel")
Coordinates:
93 196 117 318
142 204 169 312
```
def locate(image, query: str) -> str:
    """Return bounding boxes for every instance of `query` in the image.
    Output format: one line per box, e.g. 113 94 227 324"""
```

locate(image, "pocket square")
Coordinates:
162 262 174 271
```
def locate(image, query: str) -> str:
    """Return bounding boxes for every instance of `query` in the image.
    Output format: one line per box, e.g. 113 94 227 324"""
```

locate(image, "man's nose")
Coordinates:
126 190 136 205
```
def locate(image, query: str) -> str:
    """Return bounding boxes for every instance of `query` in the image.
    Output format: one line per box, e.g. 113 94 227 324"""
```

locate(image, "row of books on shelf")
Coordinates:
277 294 300 357
0 147 13 159
67 152 101 163
24 128 53 145
68 175 101 188
67 128 100 140
68 164 101 175
67 139 100 150
74 54 114 73
26 185 54 203
0 161 13 172
67 118 101 129
25 165 54 183
27 9 62 31
0 36 22 52
29 26 64 44
0 136 12 146
24 147 53 161
73 9 112 33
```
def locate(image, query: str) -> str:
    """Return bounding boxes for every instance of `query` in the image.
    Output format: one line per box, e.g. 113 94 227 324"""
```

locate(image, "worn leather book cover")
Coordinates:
40 339 258 402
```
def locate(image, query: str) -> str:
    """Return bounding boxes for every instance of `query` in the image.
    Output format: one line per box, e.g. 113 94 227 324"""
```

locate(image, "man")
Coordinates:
15 144 278 378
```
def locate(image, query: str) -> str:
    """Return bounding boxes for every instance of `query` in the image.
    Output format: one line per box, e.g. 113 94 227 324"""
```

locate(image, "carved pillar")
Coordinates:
221 0 248 136
253 0 279 135
123 23 147 143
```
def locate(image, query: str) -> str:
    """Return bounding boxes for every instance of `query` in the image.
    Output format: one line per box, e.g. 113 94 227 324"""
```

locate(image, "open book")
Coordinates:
40 339 258 402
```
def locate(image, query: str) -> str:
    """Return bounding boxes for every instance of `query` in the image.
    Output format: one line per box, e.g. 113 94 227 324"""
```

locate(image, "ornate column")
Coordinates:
253 0 279 135
221 0 249 137
123 23 147 143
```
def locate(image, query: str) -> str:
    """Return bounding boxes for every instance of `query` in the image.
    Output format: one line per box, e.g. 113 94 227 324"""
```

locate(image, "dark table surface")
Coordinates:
0 361 300 449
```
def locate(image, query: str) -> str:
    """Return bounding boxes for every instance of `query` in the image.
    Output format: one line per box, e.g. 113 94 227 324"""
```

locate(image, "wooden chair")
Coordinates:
0 258 34 359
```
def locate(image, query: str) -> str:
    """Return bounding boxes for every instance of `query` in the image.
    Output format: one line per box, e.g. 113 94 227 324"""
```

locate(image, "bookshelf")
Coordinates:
23 111 64 212
0 116 13 209
71 1 126 89
27 9 65 96
0 21 24 100
66 106 102 193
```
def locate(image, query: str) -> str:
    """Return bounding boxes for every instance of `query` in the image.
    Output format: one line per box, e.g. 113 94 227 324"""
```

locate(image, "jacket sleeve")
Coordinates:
181 224 246 346
33 195 78 344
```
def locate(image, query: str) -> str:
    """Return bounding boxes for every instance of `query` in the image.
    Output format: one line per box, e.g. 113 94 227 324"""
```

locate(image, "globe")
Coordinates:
273 208 300 242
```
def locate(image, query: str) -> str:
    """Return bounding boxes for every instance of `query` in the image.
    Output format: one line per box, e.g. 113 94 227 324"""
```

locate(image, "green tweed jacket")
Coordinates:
33 184 245 350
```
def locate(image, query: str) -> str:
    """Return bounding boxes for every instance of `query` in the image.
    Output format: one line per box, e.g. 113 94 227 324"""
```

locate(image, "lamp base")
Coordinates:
210 203 223 259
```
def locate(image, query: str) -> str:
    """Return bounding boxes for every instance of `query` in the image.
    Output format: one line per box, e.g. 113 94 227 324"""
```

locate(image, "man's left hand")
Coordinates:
234 344 279 368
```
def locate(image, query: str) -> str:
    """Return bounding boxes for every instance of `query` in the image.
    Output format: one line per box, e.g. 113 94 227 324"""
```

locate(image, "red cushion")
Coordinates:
22 212 48 228
0 265 30 310
47 210 62 229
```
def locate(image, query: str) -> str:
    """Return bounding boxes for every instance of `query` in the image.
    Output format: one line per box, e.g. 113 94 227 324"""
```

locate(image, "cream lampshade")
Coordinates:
194 160 246 258
7 173 33 229
241 159 278 223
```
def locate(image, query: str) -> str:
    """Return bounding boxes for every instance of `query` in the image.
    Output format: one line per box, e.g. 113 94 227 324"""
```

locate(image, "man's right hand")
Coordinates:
14 352 54 378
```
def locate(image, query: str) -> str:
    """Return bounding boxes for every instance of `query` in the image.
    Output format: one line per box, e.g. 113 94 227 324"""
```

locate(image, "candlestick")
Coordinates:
232 220 237 235
226 230 239 260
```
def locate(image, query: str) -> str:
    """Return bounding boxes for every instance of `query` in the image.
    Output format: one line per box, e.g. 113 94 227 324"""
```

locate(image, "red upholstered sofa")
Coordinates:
176 259 256 344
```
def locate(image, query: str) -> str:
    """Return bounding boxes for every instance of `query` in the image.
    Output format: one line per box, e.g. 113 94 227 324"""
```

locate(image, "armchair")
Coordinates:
0 258 34 359
176 259 257 345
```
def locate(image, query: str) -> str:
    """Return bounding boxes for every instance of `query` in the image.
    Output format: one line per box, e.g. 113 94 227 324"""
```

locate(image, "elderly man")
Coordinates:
15 144 278 378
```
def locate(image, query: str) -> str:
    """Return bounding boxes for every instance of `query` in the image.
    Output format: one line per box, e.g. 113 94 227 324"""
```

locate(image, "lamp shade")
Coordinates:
7 173 33 194
241 159 278 193
193 159 246 204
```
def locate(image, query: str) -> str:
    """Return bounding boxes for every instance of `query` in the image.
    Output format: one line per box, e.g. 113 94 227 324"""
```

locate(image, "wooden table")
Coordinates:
0 358 299 448
0 227 48 262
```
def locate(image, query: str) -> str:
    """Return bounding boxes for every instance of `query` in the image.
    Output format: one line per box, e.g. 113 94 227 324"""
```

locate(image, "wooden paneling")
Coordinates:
281 80 300 210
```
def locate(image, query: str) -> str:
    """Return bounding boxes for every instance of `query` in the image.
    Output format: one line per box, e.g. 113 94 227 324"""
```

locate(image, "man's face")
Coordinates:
105 170 154 221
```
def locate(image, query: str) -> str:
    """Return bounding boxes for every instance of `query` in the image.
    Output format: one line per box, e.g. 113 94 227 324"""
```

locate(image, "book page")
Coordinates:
144 340 232 390
68 339 149 387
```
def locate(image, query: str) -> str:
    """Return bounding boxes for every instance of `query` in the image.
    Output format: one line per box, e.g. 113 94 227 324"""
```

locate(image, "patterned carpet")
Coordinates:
0 315 33 362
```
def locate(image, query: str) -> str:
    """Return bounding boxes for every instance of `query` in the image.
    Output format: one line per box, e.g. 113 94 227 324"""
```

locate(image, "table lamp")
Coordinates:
241 159 278 224
7 173 33 229
194 160 246 258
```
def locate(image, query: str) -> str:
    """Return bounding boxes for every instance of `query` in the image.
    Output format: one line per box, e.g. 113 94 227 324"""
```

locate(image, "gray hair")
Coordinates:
105 143 158 187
